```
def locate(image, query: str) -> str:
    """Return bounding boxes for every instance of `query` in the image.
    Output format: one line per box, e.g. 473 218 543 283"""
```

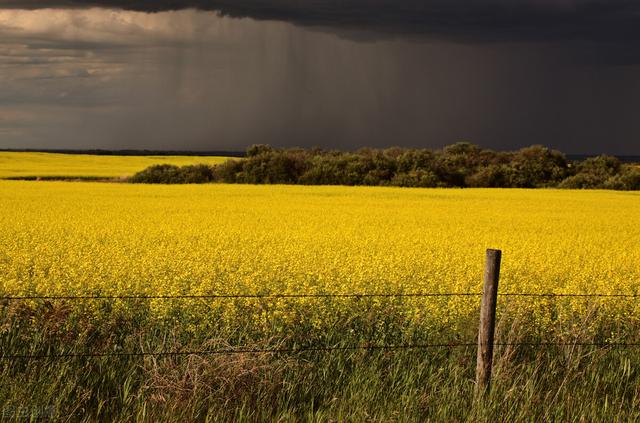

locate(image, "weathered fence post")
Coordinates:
475 248 501 396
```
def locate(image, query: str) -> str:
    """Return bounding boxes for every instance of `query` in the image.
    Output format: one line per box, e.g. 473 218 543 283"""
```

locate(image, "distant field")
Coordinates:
0 152 230 179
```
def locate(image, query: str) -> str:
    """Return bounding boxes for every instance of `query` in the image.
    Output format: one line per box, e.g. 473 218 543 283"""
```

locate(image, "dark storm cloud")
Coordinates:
1 0 640 43
0 6 639 154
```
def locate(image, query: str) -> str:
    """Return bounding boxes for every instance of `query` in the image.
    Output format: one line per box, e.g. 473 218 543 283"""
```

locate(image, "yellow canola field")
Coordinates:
0 152 230 179
0 182 639 332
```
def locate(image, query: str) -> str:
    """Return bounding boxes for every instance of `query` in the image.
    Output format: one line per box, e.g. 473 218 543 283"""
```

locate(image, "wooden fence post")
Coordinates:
475 248 501 396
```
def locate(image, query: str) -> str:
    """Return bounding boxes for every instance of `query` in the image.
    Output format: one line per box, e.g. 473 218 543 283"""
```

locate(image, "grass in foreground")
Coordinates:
2 307 640 422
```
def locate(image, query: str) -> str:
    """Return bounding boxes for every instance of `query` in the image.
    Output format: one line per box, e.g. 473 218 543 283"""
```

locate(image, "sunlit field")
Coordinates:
1 181 639 330
0 152 230 179
1 181 640 420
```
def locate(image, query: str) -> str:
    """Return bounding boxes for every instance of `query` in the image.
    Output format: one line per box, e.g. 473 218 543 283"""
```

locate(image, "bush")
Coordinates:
240 150 310 184
509 145 569 188
559 156 623 189
127 145 638 191
246 144 274 157
129 164 214 184
391 170 439 188
558 173 606 189
466 165 516 188
396 149 435 173
603 166 640 190
212 160 243 183
179 164 215 183
576 155 621 178
129 164 187 184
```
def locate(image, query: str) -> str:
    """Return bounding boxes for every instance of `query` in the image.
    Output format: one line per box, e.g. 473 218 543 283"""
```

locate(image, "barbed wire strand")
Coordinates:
1 292 639 301
499 293 640 298
3 341 640 360
495 342 640 347
0 293 481 300
0 343 477 360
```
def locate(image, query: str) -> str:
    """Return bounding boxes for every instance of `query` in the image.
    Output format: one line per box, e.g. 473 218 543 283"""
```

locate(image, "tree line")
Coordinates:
128 143 640 190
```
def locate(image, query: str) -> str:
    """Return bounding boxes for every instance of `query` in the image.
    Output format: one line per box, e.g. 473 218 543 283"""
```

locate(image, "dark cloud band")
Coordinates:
1 0 640 42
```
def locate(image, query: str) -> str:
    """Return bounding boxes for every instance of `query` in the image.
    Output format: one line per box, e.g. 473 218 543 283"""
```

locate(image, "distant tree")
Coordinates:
396 149 435 173
246 144 274 157
391 170 439 187
443 142 482 157
212 160 243 183
126 144 638 191
180 164 215 183
575 155 621 178
559 155 622 189
466 164 517 188
510 145 569 187
382 146 406 159
129 164 216 184
129 164 185 184
602 166 640 190
240 149 309 184
430 142 488 187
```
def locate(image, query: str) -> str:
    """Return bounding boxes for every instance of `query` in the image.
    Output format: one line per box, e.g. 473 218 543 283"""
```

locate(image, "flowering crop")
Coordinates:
0 181 639 339
0 152 230 179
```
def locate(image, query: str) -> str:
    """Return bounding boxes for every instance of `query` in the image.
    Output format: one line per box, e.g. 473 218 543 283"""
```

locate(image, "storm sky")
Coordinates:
1 1 639 154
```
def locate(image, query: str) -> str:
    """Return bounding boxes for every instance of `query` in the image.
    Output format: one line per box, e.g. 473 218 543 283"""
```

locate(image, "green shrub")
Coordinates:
509 145 569 188
466 165 517 188
129 164 214 184
603 166 640 190
391 170 439 187
576 155 621 178
558 173 605 189
129 164 186 184
212 160 243 183
246 144 274 157
179 164 215 183
559 156 623 189
127 145 638 190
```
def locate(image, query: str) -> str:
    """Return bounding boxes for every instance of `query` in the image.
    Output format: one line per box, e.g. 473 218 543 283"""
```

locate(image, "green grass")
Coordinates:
0 152 231 179
1 299 640 421
2 338 639 421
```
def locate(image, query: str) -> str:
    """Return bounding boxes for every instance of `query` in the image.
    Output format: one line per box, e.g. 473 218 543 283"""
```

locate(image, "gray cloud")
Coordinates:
1 0 640 44
0 7 639 154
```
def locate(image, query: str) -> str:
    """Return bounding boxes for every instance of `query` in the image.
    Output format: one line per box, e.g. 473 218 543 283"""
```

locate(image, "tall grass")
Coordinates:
1 299 639 422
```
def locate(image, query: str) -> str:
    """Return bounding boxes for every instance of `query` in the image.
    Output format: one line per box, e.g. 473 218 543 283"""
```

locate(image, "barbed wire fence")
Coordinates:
1 249 638 394
2 292 639 300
